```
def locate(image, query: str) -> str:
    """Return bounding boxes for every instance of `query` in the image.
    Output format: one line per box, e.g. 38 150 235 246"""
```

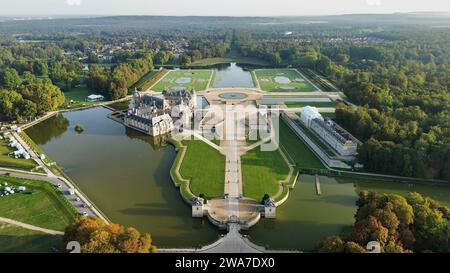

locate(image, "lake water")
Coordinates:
212 62 254 88
25 107 219 248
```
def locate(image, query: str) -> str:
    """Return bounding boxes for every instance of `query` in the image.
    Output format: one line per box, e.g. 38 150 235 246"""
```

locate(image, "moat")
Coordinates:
26 107 219 248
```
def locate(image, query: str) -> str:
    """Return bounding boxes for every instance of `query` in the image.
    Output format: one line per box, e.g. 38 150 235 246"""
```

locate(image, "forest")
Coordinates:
233 29 449 180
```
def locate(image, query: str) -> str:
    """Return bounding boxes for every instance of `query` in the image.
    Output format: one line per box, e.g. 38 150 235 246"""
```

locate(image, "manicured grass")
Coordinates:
133 69 168 91
251 71 259 88
300 68 339 92
0 176 77 231
64 85 91 101
294 121 335 156
190 56 270 66
285 101 338 108
241 119 326 200
151 70 213 92
0 222 62 253
254 69 318 92
0 140 37 171
321 112 336 119
180 140 225 198
62 84 99 109
241 148 290 200
279 120 325 169
167 139 195 201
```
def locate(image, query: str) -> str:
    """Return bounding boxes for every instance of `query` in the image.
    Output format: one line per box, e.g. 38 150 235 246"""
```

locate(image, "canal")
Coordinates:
211 62 254 88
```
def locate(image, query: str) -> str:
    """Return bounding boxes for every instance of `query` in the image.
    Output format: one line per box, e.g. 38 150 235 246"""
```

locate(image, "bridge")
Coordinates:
159 224 263 253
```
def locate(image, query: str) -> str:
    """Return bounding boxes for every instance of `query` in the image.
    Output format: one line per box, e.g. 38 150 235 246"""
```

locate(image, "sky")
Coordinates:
0 0 449 16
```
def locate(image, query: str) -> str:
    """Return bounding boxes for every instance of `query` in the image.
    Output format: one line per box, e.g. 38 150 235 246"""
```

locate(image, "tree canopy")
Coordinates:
314 191 449 253
63 217 157 253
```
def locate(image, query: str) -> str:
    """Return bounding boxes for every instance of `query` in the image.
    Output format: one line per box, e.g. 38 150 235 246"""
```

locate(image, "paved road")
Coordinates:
0 216 64 235
159 224 262 253
0 168 98 219
201 224 261 253
12 132 45 170
6 132 109 222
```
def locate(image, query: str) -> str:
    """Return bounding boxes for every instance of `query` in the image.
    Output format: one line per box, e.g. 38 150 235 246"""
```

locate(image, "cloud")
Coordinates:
66 0 82 6
366 0 382 6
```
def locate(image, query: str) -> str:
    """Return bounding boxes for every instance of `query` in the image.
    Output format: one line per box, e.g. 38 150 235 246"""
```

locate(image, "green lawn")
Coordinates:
133 69 168 91
254 69 318 92
0 140 38 171
294 120 335 156
0 222 62 253
180 140 225 198
0 176 77 231
190 56 270 66
241 148 290 201
321 112 336 119
279 120 325 169
285 101 338 108
151 69 213 92
62 84 99 109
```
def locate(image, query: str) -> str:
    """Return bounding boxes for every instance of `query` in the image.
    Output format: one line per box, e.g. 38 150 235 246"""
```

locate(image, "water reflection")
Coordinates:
25 107 219 247
25 113 69 145
212 62 254 88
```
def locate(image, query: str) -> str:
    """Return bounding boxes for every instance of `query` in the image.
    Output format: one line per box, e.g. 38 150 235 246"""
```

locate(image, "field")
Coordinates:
132 69 168 91
62 84 100 109
278 120 325 169
0 140 38 171
0 176 77 231
151 69 213 92
284 101 338 108
254 69 318 92
180 140 225 198
241 148 290 201
190 56 270 66
0 222 62 253
300 68 340 92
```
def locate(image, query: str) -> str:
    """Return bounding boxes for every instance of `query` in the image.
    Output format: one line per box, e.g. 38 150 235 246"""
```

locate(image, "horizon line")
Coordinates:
1 11 450 18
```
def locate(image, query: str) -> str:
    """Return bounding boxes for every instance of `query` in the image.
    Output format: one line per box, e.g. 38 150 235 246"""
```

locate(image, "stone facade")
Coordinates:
124 91 174 136
192 197 205 218
264 198 276 218
310 118 358 156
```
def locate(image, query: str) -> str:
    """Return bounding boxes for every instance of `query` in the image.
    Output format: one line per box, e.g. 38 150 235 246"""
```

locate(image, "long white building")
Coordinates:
300 106 358 157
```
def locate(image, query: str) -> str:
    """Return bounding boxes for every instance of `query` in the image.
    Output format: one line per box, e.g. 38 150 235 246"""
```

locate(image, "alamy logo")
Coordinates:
66 241 81 253
366 241 381 253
